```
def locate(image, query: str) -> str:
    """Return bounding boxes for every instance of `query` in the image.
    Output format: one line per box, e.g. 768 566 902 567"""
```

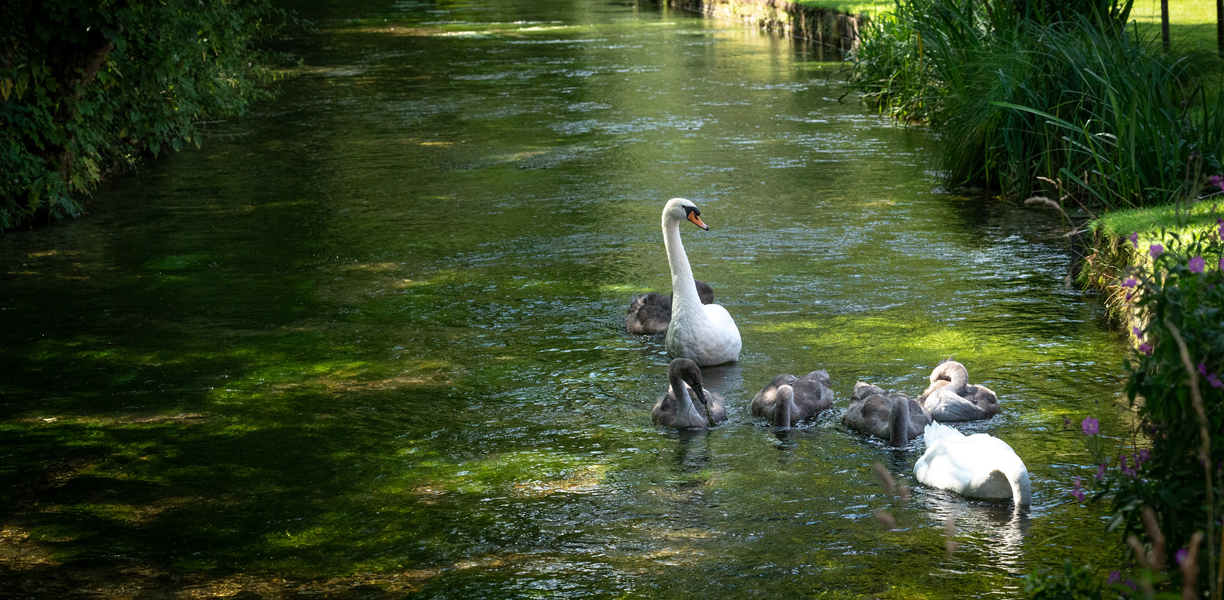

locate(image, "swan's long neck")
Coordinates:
1006 466 1032 507
669 372 705 425
934 362 969 394
775 386 794 428
663 217 705 320
888 395 911 447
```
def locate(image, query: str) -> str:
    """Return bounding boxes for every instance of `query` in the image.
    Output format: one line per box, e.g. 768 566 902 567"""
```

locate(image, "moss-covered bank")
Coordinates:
1078 201 1224 337
656 0 869 50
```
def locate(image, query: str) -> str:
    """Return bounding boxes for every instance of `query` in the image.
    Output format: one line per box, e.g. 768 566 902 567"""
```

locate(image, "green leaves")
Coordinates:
0 0 290 228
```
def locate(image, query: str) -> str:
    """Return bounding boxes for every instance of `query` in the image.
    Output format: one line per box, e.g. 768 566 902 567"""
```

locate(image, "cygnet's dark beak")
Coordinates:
692 382 709 405
687 211 709 230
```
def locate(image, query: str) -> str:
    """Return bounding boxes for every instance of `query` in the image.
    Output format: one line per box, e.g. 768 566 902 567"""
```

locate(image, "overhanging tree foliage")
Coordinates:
0 0 287 229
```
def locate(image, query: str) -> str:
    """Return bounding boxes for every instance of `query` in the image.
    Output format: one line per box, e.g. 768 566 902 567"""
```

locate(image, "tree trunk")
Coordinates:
1161 0 1170 53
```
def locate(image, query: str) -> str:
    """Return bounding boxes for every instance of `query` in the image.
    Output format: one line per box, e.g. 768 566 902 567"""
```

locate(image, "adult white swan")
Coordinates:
917 360 1000 421
915 422 1031 506
652 358 727 428
661 198 741 366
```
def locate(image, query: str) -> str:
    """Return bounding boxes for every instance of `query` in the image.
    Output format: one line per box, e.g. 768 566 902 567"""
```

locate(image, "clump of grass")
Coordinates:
849 0 1224 211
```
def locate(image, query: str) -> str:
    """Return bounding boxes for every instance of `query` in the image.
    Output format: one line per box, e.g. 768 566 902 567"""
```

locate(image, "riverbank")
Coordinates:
1077 200 1224 338
655 0 871 49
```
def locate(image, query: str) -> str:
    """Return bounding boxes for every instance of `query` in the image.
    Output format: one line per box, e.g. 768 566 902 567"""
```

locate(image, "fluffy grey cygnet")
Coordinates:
750 370 834 427
625 280 714 335
652 357 726 428
916 359 1000 421
842 381 930 446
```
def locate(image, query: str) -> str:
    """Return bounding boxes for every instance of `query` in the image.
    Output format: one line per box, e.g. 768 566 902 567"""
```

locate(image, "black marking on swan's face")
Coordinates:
683 205 709 230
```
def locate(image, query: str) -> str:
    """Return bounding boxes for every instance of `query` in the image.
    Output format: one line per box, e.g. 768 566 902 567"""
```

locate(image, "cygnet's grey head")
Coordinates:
668 357 708 405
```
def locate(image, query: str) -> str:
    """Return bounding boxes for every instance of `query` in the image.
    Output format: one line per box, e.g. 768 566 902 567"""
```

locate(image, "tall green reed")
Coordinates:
849 0 1224 210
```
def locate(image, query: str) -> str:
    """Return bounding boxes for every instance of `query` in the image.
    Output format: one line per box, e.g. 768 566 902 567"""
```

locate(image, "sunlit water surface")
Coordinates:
0 0 1132 597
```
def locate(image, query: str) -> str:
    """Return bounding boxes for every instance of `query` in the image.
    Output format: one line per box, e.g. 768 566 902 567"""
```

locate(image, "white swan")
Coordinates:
917 360 1000 421
751 371 834 427
652 358 727 428
842 382 930 446
915 421 1031 506
661 198 741 366
625 280 714 335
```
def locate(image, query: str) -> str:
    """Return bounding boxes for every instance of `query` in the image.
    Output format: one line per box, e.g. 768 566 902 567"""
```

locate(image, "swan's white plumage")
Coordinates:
915 422 1031 505
660 198 741 366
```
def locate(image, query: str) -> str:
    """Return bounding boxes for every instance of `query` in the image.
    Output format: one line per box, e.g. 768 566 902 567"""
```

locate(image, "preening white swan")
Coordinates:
652 358 727 428
625 280 715 335
661 198 741 366
842 382 930 447
917 359 1000 421
751 371 834 427
915 421 1031 506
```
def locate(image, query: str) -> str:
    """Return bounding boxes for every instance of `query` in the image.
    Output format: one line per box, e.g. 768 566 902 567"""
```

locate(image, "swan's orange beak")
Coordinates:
687 212 709 230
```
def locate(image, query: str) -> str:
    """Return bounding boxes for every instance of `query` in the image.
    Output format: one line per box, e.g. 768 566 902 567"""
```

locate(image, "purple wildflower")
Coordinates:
1073 476 1082 489
1150 244 1164 259
1097 463 1106 479
1128 232 1139 248
1202 363 1210 377
1138 449 1150 464
1190 256 1206 273
1070 488 1085 502
1107 571 1121 584
1132 326 1144 339
1082 417 1099 436
1120 454 1128 469
1218 218 1224 240
1212 175 1224 191
1177 548 1190 565
1209 373 1224 389
1139 343 1154 356
1126 291 1133 302
1122 277 1137 288
1062 415 1071 429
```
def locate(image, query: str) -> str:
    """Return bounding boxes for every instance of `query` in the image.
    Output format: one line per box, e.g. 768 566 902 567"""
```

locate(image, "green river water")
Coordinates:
1 0 1134 597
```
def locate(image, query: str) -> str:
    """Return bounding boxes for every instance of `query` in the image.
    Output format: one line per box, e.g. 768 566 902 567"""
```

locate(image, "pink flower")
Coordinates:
1082 417 1099 435
1122 278 1137 288
1139 343 1154 356
1128 232 1139 248
1150 244 1164 259
1190 256 1206 273
1210 373 1224 389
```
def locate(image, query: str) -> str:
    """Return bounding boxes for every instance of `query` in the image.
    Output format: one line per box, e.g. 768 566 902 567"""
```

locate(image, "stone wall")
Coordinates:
659 0 868 50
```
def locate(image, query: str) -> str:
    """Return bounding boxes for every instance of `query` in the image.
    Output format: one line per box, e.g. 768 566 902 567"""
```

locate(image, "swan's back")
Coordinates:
916 422 1030 503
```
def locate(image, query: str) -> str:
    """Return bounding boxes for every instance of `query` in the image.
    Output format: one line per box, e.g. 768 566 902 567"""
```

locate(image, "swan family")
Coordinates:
626 198 1028 507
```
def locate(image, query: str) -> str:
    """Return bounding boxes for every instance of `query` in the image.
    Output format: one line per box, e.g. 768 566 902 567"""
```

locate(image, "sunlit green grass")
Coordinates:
1131 0 1220 53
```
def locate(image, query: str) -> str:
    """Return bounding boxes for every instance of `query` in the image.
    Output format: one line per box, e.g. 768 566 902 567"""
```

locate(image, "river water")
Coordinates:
0 0 1132 597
